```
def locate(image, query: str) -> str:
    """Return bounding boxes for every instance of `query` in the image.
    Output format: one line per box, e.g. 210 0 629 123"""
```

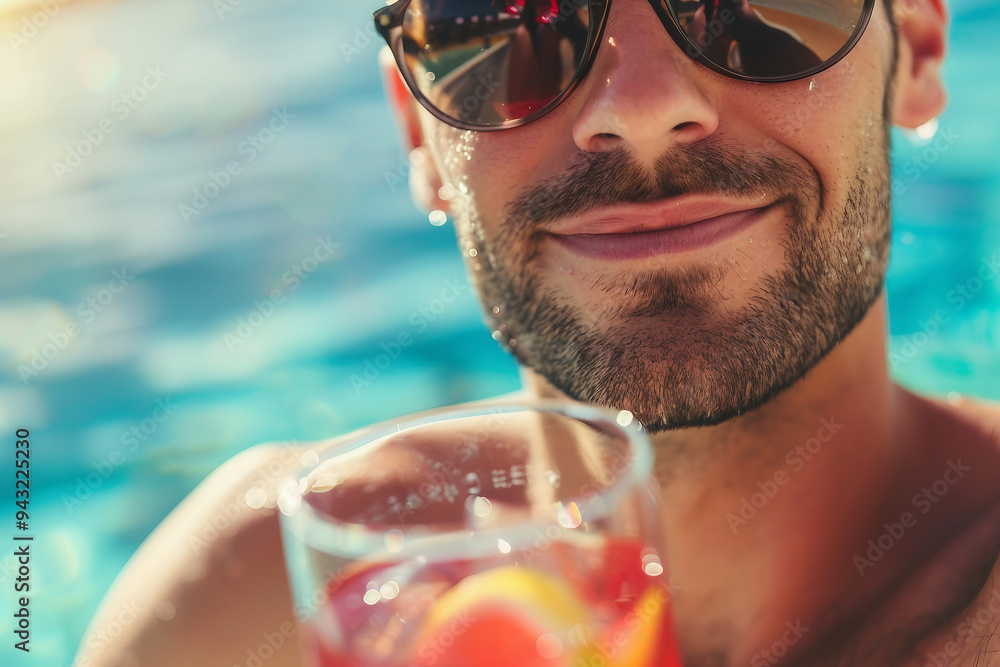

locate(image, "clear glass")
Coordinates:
278 401 683 667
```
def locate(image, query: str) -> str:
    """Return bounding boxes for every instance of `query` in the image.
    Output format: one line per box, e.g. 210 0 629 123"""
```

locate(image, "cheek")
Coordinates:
750 26 891 183
426 115 575 228
735 60 886 223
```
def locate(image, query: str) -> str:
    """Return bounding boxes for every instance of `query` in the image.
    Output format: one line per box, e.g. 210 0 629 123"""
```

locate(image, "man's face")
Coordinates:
418 0 897 433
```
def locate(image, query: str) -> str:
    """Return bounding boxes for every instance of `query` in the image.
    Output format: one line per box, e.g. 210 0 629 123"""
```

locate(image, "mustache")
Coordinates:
503 141 814 231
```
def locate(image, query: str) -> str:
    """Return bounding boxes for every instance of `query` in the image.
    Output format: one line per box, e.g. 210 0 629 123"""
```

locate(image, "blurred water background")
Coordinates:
0 0 997 664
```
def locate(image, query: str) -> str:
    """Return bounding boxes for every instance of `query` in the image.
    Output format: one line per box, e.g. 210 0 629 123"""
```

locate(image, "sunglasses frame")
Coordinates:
374 0 877 132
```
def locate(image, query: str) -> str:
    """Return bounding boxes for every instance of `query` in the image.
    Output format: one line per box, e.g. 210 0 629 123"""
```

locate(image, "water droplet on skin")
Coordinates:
468 248 478 257
808 79 818 91
748 237 753 243
492 306 501 314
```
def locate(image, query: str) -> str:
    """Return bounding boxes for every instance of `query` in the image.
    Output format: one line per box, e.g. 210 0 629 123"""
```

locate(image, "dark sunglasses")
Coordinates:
374 0 876 131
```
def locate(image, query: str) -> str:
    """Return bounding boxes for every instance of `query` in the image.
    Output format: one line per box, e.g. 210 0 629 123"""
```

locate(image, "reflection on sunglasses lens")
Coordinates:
401 0 591 126
669 0 866 78
399 0 867 125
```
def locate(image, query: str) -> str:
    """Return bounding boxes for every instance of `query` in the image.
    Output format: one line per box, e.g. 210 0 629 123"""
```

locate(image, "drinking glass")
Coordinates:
278 401 683 667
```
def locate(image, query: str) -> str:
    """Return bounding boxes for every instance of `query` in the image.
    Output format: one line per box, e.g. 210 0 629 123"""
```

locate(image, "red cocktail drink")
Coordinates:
303 537 683 667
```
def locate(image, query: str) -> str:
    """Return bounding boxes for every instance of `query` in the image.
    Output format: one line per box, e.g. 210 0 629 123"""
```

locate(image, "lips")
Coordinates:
545 196 774 261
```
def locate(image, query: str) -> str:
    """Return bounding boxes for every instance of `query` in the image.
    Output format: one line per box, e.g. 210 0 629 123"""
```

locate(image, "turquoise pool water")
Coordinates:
0 0 997 663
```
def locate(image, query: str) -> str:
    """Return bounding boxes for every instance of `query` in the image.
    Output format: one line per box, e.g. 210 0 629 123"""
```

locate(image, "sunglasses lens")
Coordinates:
399 0 593 127
667 0 868 79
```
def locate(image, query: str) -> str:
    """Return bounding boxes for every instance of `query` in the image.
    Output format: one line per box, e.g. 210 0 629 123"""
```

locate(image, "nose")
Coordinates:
571 0 721 162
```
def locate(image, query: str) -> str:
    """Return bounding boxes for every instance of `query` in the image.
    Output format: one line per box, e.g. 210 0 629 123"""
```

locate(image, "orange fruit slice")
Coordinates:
411 566 602 667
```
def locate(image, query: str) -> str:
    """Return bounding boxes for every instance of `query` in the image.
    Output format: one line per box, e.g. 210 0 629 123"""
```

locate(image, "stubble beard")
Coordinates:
453 134 892 433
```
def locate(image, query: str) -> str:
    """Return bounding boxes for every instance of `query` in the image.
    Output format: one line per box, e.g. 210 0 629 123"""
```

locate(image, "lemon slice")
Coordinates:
412 566 602 667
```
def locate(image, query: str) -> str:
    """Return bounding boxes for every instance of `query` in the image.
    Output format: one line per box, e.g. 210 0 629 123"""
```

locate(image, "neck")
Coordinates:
522 295 917 662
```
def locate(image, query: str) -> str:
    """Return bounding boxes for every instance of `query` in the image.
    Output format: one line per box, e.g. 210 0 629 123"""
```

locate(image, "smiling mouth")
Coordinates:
548 205 773 261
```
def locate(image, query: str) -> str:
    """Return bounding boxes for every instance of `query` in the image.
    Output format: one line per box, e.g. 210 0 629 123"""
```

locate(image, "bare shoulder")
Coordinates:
902 503 1000 667
76 442 313 667
902 391 1000 665
904 385 1000 432
949 393 1000 438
